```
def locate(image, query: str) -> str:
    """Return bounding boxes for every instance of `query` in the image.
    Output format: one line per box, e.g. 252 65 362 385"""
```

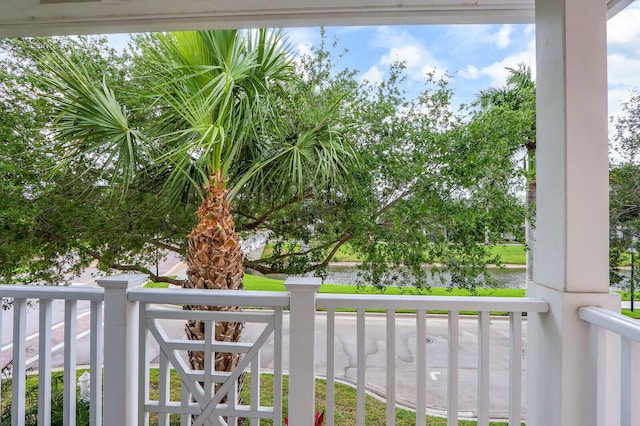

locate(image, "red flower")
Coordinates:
284 409 325 425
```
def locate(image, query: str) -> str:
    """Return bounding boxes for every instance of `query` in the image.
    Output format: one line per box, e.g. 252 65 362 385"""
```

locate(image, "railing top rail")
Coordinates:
579 306 640 342
130 288 549 312
128 287 290 307
0 284 104 301
317 294 549 312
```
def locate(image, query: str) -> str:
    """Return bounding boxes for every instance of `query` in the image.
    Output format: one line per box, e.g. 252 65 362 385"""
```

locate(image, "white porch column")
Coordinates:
97 273 147 425
528 0 620 423
285 277 321 426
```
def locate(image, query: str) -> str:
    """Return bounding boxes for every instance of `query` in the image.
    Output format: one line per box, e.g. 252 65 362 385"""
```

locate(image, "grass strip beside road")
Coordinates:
147 274 527 315
148 274 639 318
247 275 529 315
621 308 640 319
2 370 517 425
218 273 527 298
238 374 520 426
149 274 527 297
490 245 526 265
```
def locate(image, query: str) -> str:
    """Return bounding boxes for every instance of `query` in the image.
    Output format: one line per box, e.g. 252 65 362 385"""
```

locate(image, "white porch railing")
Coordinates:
316 293 549 426
0 285 104 426
0 274 555 426
579 306 640 426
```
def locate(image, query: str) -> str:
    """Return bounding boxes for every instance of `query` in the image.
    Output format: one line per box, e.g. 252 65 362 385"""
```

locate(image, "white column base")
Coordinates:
527 283 620 426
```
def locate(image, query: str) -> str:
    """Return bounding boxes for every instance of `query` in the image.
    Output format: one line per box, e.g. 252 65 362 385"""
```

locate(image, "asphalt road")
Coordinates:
0 253 183 371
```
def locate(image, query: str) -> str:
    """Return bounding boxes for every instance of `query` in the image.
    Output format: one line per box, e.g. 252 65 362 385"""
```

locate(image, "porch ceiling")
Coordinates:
0 0 634 38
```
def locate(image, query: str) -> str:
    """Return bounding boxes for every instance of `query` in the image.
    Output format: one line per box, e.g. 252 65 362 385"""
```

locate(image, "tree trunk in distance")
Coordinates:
526 177 536 284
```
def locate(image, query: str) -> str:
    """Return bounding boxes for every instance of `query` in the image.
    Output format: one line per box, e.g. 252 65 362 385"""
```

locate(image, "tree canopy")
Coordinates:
0 32 528 290
610 90 640 285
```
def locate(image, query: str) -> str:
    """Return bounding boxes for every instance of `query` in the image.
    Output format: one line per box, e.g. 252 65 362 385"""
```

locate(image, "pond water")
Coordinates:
269 265 528 289
613 270 634 291
269 266 633 290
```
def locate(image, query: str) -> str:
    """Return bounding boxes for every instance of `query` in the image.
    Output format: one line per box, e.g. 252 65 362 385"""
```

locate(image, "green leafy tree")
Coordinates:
245 40 526 291
33 29 359 375
0 49 48 282
0 36 193 286
474 64 536 281
610 90 640 289
1 31 527 297
609 163 640 287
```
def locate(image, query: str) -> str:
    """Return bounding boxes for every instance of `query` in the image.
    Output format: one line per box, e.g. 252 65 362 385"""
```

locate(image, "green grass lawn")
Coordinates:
621 308 640 319
145 370 518 426
260 243 364 262
244 274 527 298
149 273 640 319
156 273 527 298
239 374 519 426
6 370 517 425
150 274 524 301
617 252 634 267
490 245 526 265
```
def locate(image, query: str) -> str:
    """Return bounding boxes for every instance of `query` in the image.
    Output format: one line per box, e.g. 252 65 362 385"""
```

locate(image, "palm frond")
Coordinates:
41 44 144 193
150 29 293 190
231 117 358 201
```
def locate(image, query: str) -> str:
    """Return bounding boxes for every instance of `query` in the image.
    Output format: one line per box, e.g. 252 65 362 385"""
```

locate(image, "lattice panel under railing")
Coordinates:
138 305 284 426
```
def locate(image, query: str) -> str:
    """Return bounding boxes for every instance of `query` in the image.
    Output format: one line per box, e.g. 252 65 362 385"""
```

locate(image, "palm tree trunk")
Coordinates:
183 172 244 374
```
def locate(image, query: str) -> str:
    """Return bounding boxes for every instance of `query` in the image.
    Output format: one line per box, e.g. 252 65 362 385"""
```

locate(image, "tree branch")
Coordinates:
86 250 186 286
317 231 353 269
376 187 417 220
256 235 345 263
107 262 185 286
149 239 183 253
236 189 313 231
245 229 354 274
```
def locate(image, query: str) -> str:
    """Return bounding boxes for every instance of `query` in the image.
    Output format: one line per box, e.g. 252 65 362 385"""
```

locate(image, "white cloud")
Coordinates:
476 38 536 86
491 25 514 49
608 4 640 47
609 53 640 88
443 24 516 52
380 45 439 72
459 65 479 80
360 65 385 86
105 34 131 52
371 27 444 82
606 3 640 112
287 27 319 58
370 26 411 49
608 53 640 127
419 65 448 81
609 87 635 122
523 25 535 37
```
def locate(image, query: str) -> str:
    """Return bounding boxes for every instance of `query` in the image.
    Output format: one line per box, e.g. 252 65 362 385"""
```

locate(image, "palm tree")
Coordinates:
39 30 357 373
476 64 536 281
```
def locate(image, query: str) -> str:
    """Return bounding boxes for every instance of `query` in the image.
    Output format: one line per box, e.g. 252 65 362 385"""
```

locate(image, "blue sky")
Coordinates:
103 2 640 121
287 24 535 109
279 1 640 120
